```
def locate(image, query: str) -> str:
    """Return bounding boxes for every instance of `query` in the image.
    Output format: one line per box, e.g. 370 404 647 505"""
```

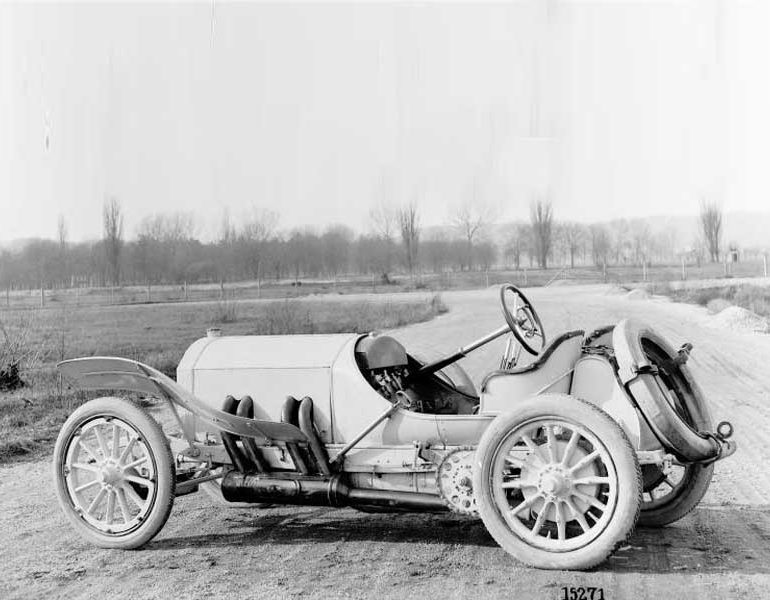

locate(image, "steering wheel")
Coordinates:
500 284 546 356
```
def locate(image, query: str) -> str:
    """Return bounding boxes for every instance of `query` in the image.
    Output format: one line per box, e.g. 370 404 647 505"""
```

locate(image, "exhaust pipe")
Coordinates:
221 472 447 512
235 396 269 472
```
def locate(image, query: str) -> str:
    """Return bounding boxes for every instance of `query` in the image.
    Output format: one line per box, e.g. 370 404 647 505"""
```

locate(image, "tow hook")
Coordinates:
716 421 734 441
700 421 737 463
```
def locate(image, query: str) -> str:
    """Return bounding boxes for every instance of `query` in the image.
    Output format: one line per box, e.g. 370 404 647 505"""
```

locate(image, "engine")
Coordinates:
354 334 410 401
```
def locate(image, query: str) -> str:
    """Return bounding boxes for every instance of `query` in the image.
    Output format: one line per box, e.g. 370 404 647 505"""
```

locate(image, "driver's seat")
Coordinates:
480 330 585 402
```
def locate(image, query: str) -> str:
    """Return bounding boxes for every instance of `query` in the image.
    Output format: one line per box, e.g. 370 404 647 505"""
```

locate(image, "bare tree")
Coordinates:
102 196 123 286
590 223 611 268
560 221 584 269
529 198 554 269
505 223 530 270
238 207 279 282
369 199 396 280
630 221 652 266
451 192 495 271
398 201 420 277
700 200 723 263
57 215 68 288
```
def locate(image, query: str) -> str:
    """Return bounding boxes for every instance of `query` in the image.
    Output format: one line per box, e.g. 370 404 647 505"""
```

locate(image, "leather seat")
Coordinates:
480 330 585 397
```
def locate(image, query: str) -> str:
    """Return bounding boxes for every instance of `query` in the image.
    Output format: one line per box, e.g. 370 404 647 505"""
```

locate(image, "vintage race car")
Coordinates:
53 284 736 570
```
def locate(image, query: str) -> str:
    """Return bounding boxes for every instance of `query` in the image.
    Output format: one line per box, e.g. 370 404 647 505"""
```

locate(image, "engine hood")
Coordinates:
178 333 360 372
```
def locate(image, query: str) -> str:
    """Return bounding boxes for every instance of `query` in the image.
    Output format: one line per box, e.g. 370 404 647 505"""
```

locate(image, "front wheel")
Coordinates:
52 396 175 549
474 394 641 570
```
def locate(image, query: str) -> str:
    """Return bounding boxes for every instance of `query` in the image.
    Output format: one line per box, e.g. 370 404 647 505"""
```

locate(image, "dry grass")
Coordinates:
0 293 447 463
669 284 770 318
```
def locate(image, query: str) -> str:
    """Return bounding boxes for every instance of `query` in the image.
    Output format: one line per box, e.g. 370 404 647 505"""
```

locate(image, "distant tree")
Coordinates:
398 201 420 277
560 221 584 269
369 198 396 280
57 215 68 288
699 200 723 263
529 198 554 269
589 224 611 268
630 221 652 267
102 196 123 286
505 223 530 270
473 240 497 271
238 207 278 281
321 224 353 277
610 219 630 264
451 192 495 271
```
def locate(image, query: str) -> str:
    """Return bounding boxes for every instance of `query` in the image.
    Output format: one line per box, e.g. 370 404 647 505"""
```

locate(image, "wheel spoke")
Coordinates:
74 479 101 493
565 498 590 533
511 494 540 517
531 502 551 536
118 436 138 465
560 430 580 467
572 476 610 486
116 488 132 523
122 483 146 508
572 490 608 512
568 449 601 473
555 502 566 540
112 424 121 459
94 427 109 459
124 474 154 489
662 476 676 489
545 425 558 463
86 487 107 515
520 433 544 463
71 462 99 473
78 438 100 463
123 456 148 471
105 490 116 525
502 478 537 490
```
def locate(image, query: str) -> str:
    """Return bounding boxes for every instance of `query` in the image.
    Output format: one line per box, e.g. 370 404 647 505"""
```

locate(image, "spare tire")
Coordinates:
612 319 720 463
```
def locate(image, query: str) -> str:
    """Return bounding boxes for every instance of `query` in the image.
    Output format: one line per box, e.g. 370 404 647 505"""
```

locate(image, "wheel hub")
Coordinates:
521 439 599 520
98 462 121 486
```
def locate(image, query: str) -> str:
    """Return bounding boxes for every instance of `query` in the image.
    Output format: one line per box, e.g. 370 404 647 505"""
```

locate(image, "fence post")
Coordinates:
40 284 45 308
485 269 489 288
681 257 686 281
764 254 768 277
184 281 188 301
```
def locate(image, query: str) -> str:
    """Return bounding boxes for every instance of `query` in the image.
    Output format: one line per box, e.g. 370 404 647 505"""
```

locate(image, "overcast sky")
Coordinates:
2 1 770 243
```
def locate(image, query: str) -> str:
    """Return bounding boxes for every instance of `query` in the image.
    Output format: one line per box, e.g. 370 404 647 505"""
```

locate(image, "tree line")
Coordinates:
0 197 729 292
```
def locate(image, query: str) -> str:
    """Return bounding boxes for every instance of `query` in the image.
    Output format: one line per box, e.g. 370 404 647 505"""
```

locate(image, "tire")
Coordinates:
52 396 175 549
473 394 641 570
638 463 713 527
637 338 714 527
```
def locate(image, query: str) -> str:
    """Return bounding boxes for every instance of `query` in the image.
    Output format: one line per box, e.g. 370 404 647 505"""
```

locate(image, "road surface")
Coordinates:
2 285 769 599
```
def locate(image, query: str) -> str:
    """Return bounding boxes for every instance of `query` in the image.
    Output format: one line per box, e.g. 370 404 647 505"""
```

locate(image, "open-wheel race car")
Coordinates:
53 284 736 570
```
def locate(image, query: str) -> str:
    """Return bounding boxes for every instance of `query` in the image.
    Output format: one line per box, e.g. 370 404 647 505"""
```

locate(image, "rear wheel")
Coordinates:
474 395 641 570
53 397 175 549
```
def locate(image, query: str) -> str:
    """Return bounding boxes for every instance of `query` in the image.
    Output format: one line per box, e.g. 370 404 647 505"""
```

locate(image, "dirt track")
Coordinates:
2 285 769 599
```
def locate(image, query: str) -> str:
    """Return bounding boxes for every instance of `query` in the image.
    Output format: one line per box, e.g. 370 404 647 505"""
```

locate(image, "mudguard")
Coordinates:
57 357 307 445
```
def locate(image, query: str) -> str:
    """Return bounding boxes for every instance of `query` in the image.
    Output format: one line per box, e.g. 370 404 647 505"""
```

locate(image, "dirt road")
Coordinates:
2 285 769 599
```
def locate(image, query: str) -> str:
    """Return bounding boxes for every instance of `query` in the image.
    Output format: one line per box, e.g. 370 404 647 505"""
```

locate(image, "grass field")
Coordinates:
0 293 447 462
